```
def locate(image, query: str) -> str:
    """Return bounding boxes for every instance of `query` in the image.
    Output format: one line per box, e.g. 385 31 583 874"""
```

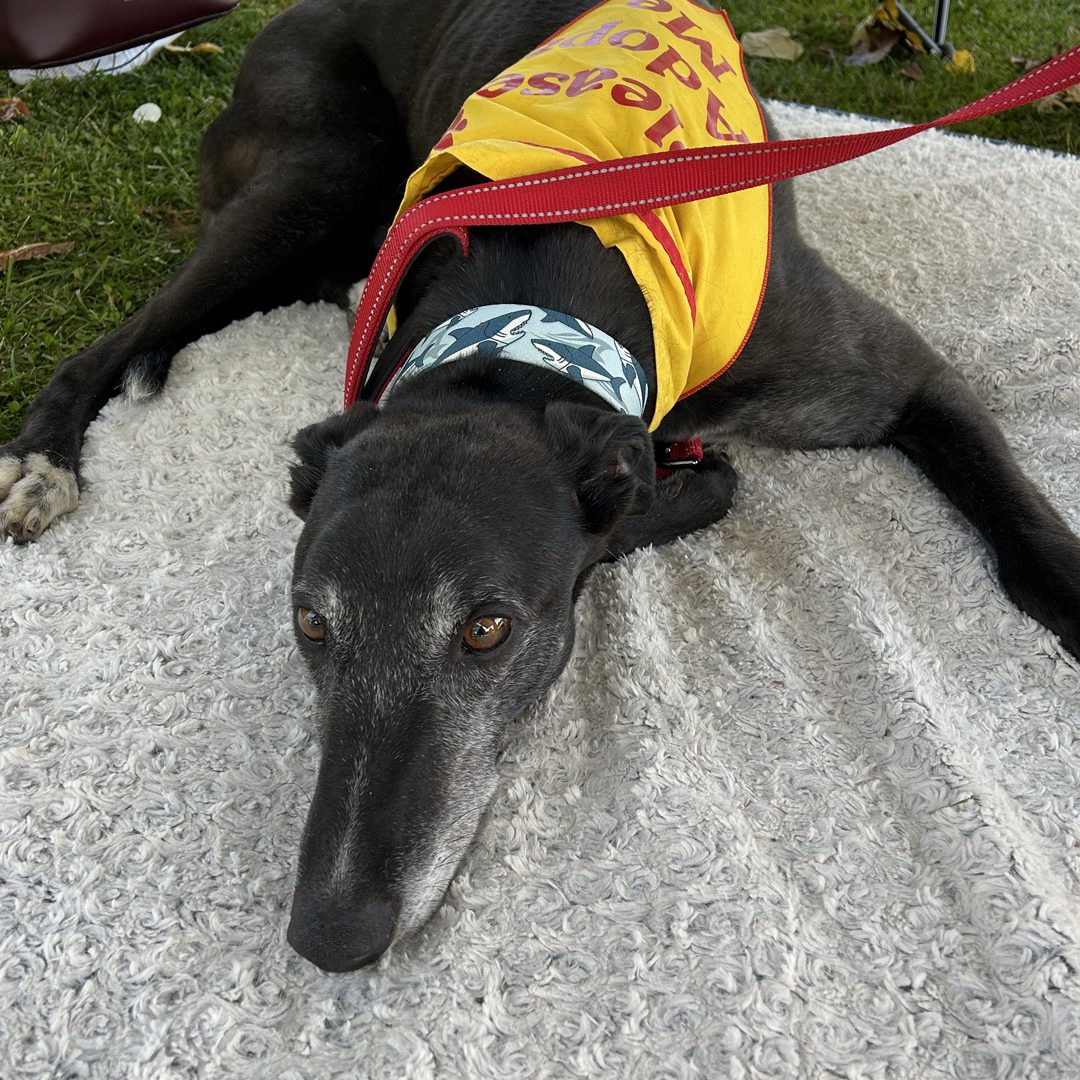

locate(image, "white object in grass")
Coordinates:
132 102 162 124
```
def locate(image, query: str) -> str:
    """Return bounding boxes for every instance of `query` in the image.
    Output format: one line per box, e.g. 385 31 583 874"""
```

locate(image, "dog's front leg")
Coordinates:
605 442 737 560
0 1 408 543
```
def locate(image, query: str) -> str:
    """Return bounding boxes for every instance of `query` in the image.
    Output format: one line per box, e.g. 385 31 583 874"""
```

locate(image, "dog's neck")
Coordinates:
379 343 617 419
378 304 648 419
374 222 658 421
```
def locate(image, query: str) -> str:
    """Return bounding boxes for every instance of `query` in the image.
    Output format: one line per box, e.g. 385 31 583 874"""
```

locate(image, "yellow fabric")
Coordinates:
393 0 771 429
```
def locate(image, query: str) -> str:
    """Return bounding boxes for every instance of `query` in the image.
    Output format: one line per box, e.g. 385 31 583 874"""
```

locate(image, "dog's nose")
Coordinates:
286 896 395 972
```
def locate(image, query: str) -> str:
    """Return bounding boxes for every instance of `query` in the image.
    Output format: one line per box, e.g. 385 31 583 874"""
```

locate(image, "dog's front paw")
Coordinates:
0 450 79 543
607 440 738 559
656 442 736 500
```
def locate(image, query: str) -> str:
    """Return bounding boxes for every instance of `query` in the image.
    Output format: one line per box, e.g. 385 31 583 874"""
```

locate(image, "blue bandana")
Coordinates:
377 304 648 418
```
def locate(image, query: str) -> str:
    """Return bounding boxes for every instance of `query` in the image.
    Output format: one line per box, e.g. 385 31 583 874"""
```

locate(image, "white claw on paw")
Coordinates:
0 453 79 542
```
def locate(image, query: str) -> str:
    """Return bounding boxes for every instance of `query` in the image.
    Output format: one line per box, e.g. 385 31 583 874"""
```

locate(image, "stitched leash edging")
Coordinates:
368 45 1078 210
344 43 1080 408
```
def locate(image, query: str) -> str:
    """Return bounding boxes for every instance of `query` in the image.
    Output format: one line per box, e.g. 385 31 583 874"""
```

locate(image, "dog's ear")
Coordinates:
289 402 378 519
544 401 655 534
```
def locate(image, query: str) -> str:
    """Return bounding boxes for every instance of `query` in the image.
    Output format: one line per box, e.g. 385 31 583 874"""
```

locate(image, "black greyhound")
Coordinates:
3 0 1078 971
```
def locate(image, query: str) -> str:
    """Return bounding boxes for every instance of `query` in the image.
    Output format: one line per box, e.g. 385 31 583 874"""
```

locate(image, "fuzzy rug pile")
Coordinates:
3 102 1080 1078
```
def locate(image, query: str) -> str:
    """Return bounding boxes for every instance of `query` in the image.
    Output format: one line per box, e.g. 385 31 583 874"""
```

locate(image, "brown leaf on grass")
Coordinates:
1035 97 1062 113
0 241 75 270
847 20 902 66
815 44 841 65
0 97 31 122
135 205 200 236
165 221 199 238
833 14 852 30
1036 85 1080 112
163 41 224 55
1009 55 1041 71
849 14 878 47
740 28 806 61
900 60 923 81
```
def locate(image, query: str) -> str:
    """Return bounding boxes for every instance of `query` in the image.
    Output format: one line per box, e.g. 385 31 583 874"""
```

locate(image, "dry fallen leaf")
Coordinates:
0 241 75 270
1036 84 1080 112
740 27 806 62
0 97 31 122
900 60 924 81
164 42 224 55
815 44 841 65
849 13 877 48
1035 95 1067 113
847 15 904 66
1010 55 1041 71
847 27 902 66
945 48 976 73
134 205 200 236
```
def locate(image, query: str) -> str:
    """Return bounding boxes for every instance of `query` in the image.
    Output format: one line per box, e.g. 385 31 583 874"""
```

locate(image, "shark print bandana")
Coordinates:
378 304 649 418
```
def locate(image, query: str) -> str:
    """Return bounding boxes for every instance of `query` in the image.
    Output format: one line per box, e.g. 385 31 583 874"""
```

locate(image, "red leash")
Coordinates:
345 44 1080 408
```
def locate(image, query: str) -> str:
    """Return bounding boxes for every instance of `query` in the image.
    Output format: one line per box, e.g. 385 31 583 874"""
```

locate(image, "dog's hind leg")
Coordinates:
885 368 1080 659
683 233 1080 659
0 8 407 542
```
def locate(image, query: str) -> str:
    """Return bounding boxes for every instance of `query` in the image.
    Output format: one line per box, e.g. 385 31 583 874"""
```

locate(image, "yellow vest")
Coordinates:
395 0 771 430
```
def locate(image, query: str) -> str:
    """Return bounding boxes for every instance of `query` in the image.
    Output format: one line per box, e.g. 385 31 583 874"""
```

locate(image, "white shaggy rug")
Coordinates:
3 102 1080 1079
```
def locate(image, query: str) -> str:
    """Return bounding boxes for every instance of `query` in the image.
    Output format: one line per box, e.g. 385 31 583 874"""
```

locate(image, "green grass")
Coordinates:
727 2 1080 153
0 1 292 442
1 0 1077 443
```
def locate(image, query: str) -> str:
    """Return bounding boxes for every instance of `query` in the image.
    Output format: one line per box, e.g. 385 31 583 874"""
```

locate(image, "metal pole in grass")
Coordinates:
932 0 951 48
894 2 941 55
892 1 961 64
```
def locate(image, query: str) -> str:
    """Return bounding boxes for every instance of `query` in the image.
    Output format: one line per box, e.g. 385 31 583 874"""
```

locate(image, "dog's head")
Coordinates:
284 395 653 970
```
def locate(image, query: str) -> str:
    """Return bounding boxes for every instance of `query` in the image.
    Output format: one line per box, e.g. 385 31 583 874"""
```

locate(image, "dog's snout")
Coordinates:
287 895 395 972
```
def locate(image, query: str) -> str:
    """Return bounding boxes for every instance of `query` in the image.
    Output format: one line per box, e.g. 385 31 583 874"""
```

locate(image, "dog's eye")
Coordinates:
462 615 511 653
297 607 327 642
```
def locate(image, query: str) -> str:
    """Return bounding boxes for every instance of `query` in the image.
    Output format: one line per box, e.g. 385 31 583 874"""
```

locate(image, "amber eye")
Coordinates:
297 607 327 642
462 615 511 653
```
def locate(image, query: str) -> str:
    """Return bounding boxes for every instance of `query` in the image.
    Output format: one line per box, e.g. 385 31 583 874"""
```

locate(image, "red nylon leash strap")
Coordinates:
344 44 1080 408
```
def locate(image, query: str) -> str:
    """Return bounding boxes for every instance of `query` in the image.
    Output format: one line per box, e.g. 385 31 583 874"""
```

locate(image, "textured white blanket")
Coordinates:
3 102 1079 1079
